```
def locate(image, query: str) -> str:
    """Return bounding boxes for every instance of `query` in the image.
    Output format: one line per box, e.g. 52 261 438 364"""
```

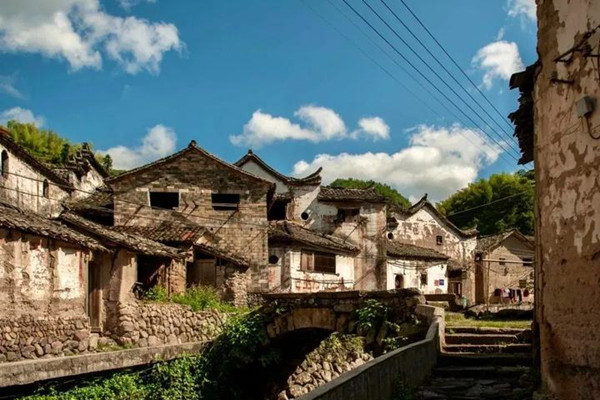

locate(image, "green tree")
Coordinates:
102 154 113 171
437 170 535 235
330 178 411 209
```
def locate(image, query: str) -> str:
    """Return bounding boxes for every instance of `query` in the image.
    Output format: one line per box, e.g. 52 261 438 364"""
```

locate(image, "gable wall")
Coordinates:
0 143 69 216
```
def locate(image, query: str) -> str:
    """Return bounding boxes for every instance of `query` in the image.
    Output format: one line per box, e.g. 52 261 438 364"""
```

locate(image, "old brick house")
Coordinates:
474 230 534 305
105 141 275 303
510 1 600 397
387 194 478 300
236 151 388 291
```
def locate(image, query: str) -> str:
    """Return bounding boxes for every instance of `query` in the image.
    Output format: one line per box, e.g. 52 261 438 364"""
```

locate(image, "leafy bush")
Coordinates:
141 285 239 313
355 299 388 331
141 285 169 302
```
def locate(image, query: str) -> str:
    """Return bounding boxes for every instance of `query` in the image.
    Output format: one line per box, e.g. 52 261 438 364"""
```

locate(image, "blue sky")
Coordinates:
0 0 537 201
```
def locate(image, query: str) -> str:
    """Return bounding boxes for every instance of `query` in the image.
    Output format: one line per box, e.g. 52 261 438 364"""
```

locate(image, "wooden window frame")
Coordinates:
300 250 336 274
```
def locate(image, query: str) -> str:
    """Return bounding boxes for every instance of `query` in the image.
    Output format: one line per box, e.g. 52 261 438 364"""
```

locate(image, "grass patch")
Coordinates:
141 285 241 313
445 312 531 329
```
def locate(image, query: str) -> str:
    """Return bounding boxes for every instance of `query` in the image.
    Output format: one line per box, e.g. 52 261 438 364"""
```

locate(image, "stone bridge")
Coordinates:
258 289 424 339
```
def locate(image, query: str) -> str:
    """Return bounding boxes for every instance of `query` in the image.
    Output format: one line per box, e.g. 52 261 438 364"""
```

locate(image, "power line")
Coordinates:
445 191 530 217
339 0 520 164
317 0 518 169
351 0 522 161
378 0 521 151
397 0 517 132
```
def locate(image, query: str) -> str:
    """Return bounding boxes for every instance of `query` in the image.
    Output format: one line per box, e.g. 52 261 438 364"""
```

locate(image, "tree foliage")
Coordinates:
437 170 535 236
330 178 411 209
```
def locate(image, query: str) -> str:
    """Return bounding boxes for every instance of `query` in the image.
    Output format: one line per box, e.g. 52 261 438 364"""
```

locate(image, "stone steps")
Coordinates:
445 333 519 345
417 377 534 400
433 365 530 379
443 343 532 354
445 326 530 335
438 353 532 367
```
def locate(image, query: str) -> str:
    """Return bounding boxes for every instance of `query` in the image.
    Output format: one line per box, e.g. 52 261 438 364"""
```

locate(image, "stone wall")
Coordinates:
534 1 600 398
0 316 91 362
108 145 272 290
115 301 225 347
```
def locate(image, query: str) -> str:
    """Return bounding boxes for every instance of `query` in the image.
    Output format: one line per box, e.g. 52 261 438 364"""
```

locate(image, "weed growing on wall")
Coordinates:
141 285 240 313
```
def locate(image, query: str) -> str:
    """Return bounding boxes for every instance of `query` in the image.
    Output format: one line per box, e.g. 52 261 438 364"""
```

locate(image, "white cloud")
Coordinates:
230 105 390 148
0 75 24 99
507 0 536 21
0 107 45 126
99 124 176 169
0 0 182 74
472 41 524 89
292 124 501 202
118 0 156 11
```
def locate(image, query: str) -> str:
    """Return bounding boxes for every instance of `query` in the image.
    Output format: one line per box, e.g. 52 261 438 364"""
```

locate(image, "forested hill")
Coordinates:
329 178 412 209
1 120 116 174
437 170 535 236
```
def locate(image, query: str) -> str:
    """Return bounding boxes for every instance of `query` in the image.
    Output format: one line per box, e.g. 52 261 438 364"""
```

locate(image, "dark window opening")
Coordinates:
149 191 179 210
300 211 310 221
395 274 404 289
136 255 167 293
436 235 443 245
522 257 533 266
212 193 240 211
387 232 394 240
337 208 360 223
42 179 49 198
268 200 288 221
499 257 506 266
300 250 336 274
269 255 279 264
420 273 428 286
1 150 8 178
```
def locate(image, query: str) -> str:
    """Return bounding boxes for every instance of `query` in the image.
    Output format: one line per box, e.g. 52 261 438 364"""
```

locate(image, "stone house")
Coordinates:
0 201 107 362
0 128 73 217
236 151 388 291
510 1 600 396
105 141 275 303
52 143 109 199
268 221 359 292
474 230 534 305
387 195 478 301
386 241 450 294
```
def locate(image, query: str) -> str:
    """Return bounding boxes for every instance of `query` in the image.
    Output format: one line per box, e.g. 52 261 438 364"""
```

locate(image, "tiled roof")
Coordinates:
318 186 386 203
387 241 449 261
389 194 478 238
106 141 275 188
509 62 538 165
476 229 534 253
269 221 359 254
65 187 113 214
194 241 252 267
60 212 183 258
0 202 107 251
113 223 206 244
53 144 109 180
0 129 74 190
234 150 322 186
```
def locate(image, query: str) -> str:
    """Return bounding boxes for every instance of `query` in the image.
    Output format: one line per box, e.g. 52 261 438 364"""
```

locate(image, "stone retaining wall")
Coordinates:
116 301 225 347
0 316 91 363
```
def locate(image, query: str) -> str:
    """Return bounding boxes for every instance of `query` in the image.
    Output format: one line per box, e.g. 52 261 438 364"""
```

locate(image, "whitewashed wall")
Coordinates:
386 259 448 294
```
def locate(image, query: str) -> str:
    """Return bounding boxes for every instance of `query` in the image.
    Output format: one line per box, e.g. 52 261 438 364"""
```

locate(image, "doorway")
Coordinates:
395 274 404 289
87 261 102 332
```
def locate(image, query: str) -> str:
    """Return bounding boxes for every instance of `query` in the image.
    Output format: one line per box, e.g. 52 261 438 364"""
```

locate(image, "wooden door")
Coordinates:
475 262 485 304
87 262 102 332
198 259 217 286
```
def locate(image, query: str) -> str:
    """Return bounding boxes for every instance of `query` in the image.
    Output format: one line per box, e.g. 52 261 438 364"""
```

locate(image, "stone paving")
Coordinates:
416 326 535 400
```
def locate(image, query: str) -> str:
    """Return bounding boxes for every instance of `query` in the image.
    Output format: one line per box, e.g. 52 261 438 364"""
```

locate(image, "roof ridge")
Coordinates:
234 150 322 186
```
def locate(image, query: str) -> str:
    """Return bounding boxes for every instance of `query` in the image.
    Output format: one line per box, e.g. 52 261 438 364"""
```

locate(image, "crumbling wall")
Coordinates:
0 144 69 217
535 1 600 397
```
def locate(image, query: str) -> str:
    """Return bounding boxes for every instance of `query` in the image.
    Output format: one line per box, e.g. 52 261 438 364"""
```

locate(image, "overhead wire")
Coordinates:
378 0 521 151
346 0 521 161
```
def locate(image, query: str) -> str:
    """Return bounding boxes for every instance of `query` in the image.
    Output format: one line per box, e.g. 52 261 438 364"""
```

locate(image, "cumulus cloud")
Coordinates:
472 41 524 89
0 0 182 74
99 124 176 169
507 0 536 21
292 124 501 202
0 107 45 126
230 105 390 147
0 75 24 99
118 0 156 11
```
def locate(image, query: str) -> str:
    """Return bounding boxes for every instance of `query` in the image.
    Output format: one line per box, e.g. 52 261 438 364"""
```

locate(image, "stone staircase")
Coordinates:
416 326 535 400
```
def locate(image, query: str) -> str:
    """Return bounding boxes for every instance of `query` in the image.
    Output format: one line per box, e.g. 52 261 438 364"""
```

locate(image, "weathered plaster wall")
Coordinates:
389 209 477 301
238 159 290 194
65 168 105 200
386 259 448 294
0 144 69 217
269 246 354 293
110 151 271 290
535 1 600 397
